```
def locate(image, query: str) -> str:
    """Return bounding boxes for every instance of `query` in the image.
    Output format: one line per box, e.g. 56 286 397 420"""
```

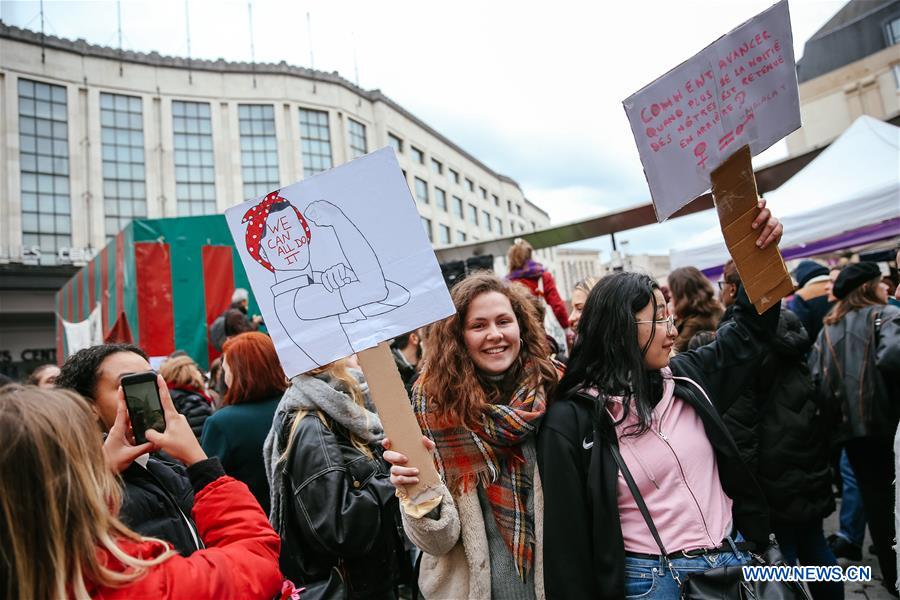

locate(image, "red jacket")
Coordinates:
510 270 571 329
88 476 283 600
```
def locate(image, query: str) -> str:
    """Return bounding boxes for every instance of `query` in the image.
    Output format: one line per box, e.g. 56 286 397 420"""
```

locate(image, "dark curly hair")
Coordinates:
55 344 148 402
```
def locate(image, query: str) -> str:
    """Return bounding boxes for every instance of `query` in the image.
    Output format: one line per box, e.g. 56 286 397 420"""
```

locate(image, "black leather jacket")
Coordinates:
277 412 405 599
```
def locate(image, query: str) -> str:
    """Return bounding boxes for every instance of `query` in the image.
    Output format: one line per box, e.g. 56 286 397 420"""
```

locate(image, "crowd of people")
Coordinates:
2 204 900 600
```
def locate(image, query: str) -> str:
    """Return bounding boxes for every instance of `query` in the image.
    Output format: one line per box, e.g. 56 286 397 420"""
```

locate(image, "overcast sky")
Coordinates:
1 0 845 258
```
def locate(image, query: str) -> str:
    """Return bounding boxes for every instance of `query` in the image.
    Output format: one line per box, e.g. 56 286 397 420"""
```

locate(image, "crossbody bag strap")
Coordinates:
608 442 668 558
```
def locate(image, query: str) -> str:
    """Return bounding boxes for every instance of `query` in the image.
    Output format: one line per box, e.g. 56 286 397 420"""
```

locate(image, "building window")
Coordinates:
479 186 487 200
495 217 503 235
173 100 215 216
435 187 447 211
483 210 492 232
449 168 460 184
492 194 499 207
411 145 424 164
531 221 537 230
299 108 332 176
439 224 451 245
388 133 403 154
18 78 70 257
517 204 523 216
414 177 429 203
239 104 279 200
348 118 367 158
421 217 432 242
466 178 474 192
101 92 146 238
507 200 513 212
431 158 443 174
452 196 463 218
457 230 467 242
887 17 900 44
468 203 478 225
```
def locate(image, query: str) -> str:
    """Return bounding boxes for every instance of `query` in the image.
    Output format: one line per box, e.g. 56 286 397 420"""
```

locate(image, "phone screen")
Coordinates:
124 379 166 444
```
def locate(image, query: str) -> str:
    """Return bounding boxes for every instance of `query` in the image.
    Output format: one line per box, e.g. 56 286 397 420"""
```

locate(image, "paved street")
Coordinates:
824 499 895 599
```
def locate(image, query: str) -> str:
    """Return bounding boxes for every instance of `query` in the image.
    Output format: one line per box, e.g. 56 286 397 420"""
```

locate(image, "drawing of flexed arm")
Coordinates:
292 200 389 319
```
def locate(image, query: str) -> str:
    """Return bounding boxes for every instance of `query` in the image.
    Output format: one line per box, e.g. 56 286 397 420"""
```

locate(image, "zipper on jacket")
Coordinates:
655 418 715 546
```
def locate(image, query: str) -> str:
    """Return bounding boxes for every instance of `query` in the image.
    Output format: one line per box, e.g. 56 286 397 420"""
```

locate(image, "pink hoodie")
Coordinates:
606 368 733 555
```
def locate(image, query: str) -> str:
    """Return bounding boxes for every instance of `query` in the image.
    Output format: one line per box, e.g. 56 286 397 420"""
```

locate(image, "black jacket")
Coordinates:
119 455 201 556
169 387 213 440
538 287 777 600
277 412 405 599
809 303 900 442
720 308 834 525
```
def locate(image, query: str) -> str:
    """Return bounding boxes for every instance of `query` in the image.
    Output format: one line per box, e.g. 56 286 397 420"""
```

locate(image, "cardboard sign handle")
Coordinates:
710 145 794 314
357 341 442 506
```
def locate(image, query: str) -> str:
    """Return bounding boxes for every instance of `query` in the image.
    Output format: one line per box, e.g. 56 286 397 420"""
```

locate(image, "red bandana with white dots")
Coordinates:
242 191 311 272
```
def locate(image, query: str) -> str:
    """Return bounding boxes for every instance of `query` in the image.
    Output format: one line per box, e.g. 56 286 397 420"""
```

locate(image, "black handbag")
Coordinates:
297 566 347 600
609 443 810 600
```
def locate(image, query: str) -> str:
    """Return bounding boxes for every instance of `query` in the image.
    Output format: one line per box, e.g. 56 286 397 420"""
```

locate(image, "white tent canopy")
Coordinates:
670 116 900 271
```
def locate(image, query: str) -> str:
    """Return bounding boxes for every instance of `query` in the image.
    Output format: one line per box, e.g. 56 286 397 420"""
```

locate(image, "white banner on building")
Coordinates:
62 304 104 357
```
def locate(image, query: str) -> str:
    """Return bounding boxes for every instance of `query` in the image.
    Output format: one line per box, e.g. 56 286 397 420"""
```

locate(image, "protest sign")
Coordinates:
225 147 452 503
623 0 800 221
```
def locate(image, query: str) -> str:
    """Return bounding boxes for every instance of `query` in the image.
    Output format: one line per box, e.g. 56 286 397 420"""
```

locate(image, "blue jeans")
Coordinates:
838 449 866 547
774 519 843 600
624 537 749 599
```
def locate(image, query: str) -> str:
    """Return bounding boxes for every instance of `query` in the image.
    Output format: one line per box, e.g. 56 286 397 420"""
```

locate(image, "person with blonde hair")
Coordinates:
385 272 561 599
263 358 405 597
569 276 599 333
506 238 571 332
0 383 283 600
160 354 213 439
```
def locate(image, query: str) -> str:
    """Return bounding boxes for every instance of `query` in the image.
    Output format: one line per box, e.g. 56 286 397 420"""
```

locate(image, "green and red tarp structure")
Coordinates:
55 215 258 370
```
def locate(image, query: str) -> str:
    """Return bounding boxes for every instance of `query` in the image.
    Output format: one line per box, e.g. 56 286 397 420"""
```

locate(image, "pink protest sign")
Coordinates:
623 0 800 221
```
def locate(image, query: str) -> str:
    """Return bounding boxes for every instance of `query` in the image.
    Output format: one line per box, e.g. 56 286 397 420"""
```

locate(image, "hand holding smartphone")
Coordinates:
121 371 167 445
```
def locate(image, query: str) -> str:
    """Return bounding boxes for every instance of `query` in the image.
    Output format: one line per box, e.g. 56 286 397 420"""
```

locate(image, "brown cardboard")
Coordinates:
711 145 793 314
357 341 442 506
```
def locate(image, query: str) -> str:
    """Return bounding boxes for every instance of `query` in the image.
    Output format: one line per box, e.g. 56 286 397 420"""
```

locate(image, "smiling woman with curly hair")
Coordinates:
383 271 561 600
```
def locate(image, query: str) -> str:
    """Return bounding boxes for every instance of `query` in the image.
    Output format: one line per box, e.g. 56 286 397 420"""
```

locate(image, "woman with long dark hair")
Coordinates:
539 206 783 599
809 262 900 596
668 265 724 353
384 272 561 599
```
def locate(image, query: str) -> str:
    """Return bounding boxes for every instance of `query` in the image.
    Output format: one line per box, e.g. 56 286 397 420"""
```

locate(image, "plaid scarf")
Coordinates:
412 374 547 578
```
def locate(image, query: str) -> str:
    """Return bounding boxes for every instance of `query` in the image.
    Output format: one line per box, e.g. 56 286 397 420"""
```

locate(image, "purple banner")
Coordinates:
700 217 900 279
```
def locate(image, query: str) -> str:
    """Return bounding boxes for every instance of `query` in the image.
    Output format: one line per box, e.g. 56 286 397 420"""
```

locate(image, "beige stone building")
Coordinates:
0 22 549 376
786 0 900 156
555 247 604 302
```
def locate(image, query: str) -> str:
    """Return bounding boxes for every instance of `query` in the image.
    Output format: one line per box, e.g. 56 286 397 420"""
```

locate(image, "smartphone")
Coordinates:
121 371 166 445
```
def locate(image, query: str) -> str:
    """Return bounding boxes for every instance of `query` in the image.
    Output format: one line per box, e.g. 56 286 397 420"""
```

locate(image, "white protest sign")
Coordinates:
623 0 800 221
225 147 456 379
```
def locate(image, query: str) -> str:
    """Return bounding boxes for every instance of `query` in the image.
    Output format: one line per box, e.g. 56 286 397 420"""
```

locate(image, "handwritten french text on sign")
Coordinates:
225 147 455 379
623 0 800 221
